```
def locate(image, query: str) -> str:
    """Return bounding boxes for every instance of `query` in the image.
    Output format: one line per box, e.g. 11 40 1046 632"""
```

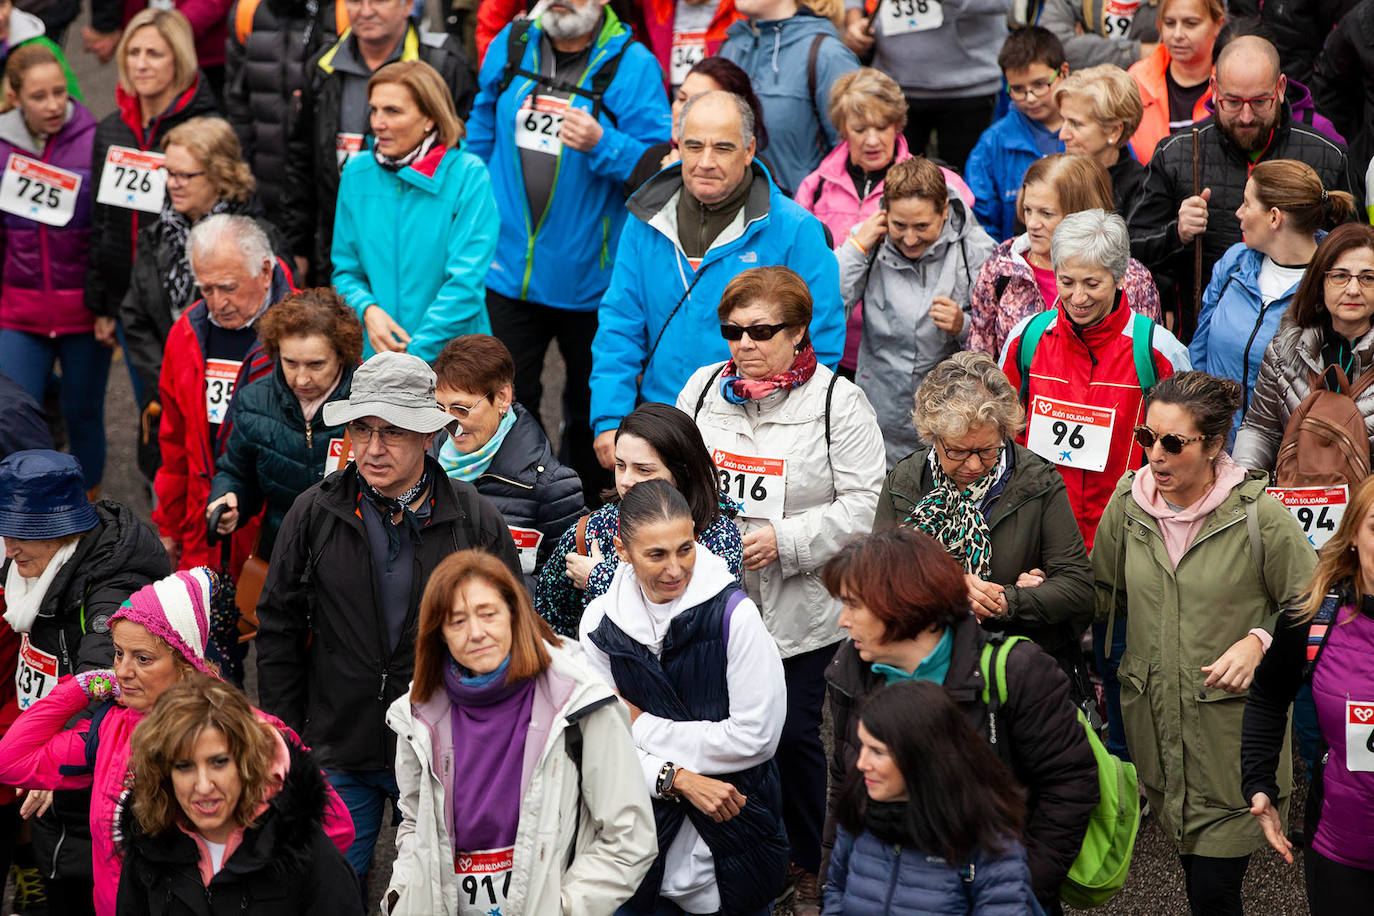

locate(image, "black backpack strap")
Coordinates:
823 369 839 453
693 364 728 420
498 18 624 126
299 498 338 589
497 19 535 96
807 34 827 153
58 700 117 777
643 264 711 381
562 694 615 868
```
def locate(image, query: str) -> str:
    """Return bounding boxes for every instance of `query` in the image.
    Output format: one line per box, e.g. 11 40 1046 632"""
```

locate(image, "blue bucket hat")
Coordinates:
0 450 99 540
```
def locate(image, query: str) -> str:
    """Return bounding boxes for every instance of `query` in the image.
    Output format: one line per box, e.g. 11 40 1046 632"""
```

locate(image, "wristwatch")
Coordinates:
656 761 681 801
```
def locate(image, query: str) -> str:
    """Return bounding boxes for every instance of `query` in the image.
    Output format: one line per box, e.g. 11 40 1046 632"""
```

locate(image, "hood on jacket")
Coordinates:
596 548 738 648
878 197 979 274
722 7 837 75
0 99 96 158
6 8 46 47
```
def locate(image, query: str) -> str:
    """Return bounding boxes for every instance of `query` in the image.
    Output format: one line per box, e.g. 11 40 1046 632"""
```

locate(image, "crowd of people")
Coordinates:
1 0 1374 913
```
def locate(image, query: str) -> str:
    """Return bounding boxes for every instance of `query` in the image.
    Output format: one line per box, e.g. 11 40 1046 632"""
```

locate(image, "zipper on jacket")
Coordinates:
378 670 389 701
1239 299 1279 418
599 215 609 270
882 844 901 910
47 822 65 878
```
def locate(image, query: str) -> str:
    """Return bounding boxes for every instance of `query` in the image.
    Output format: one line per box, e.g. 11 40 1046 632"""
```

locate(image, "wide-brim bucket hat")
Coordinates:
323 351 456 434
0 450 99 539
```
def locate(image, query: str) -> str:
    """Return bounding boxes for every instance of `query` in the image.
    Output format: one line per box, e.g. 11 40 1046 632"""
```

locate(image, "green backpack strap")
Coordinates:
1129 312 1158 394
979 634 1032 706
1015 310 1057 405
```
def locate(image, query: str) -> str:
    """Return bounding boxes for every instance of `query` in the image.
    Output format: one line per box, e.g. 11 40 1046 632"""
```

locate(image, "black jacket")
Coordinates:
115 742 362 916
1127 106 1358 338
281 21 476 282
469 404 584 582
224 0 345 228
85 79 220 320
255 456 521 769
0 370 53 459
1229 0 1359 86
1313 0 1374 175
1108 153 1145 222
822 615 1098 904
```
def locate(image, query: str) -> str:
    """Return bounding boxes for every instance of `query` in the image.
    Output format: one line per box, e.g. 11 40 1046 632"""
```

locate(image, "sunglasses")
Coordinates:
1133 425 1206 454
719 322 792 342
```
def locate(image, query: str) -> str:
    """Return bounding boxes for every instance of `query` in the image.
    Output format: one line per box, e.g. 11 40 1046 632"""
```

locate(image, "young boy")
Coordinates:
965 26 1068 241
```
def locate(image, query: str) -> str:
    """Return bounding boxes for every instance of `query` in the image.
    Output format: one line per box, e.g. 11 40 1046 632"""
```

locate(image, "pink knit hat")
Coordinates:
111 568 217 676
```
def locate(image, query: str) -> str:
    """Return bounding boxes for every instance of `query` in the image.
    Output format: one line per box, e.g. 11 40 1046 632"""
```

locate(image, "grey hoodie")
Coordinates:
844 0 1008 98
838 197 996 466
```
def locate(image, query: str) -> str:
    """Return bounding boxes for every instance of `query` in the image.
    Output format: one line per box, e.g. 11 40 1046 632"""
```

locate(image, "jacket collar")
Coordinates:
631 160 777 261
318 454 466 527
1294 320 1374 377
825 615 987 703
481 404 554 486
116 77 205 139
814 134 913 197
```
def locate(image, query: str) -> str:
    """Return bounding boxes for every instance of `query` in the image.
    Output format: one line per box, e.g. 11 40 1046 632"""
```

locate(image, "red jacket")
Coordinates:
999 301 1190 551
642 0 741 90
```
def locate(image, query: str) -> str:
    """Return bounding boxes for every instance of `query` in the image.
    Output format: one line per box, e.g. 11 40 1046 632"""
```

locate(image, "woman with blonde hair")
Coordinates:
87 8 216 405
1054 64 1147 215
116 676 361 914
384 549 654 915
1127 0 1226 164
332 60 498 363
1243 475 1374 912
967 153 1161 357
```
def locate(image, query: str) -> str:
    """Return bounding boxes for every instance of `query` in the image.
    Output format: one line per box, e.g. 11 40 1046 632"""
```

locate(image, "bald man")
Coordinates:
1128 34 1360 342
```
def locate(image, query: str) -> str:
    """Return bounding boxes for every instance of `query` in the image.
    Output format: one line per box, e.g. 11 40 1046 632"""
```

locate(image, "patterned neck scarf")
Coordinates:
373 130 439 171
356 463 432 562
438 408 518 482
904 454 995 577
717 342 818 405
156 198 231 315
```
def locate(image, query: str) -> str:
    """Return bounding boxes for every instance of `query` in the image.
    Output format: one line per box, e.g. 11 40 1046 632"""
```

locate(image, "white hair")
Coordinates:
186 213 273 277
677 90 755 148
1050 209 1130 282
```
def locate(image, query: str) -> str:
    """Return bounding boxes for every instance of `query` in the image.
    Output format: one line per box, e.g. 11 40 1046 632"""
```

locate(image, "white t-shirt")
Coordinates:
1257 256 1307 305
205 838 228 875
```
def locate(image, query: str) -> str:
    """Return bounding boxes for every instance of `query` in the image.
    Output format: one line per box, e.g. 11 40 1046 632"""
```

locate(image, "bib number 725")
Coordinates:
13 174 59 208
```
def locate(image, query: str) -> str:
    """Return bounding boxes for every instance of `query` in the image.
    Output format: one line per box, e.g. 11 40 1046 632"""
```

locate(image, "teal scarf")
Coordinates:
438 409 518 482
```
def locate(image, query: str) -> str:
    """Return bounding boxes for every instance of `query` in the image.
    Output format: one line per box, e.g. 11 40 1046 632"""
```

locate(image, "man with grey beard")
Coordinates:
466 0 670 503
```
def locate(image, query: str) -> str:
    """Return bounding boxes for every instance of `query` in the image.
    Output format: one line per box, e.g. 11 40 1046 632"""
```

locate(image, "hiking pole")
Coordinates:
1191 127 1202 334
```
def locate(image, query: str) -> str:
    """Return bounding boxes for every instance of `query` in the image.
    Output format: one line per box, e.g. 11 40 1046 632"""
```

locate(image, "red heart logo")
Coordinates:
1356 707 1373 723
457 856 473 872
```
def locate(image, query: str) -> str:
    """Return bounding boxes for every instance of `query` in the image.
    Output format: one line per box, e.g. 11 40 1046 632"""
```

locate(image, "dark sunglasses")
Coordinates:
719 322 792 342
1133 425 1205 454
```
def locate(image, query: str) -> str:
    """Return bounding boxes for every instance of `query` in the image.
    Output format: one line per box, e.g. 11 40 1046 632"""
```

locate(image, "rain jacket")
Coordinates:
966 107 1065 242
1127 44 1211 165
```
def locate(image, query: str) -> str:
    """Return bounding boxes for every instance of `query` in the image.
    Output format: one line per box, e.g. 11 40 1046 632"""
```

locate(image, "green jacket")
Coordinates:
875 444 1094 660
1092 469 1315 856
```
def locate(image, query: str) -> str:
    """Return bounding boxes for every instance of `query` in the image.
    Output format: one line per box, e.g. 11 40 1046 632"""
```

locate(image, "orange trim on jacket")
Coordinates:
1128 45 1212 165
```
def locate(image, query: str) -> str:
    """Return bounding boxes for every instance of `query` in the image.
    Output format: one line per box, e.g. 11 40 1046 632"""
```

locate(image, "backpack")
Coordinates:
497 19 627 127
1273 364 1374 488
980 634 1140 909
1014 308 1158 406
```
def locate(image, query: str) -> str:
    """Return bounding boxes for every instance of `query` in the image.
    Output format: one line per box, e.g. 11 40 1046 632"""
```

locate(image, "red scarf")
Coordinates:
719 343 818 404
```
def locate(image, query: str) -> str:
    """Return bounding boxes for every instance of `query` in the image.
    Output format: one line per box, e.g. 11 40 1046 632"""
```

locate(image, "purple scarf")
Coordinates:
443 657 536 854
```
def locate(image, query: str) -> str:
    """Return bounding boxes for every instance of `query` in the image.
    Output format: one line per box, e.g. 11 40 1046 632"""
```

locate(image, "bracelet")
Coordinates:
846 236 867 256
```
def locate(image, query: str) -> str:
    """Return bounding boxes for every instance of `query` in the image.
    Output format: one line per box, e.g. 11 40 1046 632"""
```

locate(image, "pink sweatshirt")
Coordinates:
1130 452 1248 568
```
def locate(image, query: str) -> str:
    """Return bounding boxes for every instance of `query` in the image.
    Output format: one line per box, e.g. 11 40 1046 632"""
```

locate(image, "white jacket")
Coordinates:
676 362 887 657
383 641 656 916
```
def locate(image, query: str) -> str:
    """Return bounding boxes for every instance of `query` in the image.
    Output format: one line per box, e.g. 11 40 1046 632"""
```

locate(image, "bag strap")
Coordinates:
497 19 536 97
643 264 711 381
807 34 827 153
498 18 625 124
1015 309 1056 405
693 364 728 420
1303 594 1341 684
58 700 117 777
1245 497 1270 606
722 588 747 655
234 0 263 45
574 514 591 557
978 634 1028 767
1130 312 1159 394
334 429 354 473
563 720 583 870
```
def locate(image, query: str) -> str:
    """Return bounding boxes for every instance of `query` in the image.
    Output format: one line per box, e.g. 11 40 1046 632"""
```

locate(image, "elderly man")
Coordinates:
152 214 291 574
466 0 669 498
589 90 843 467
256 350 520 898
282 0 475 283
1128 33 1359 342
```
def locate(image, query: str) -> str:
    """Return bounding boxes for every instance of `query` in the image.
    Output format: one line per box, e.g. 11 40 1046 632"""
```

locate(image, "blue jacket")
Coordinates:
717 10 858 195
823 826 1039 916
589 162 844 435
965 108 1063 242
466 12 671 311
332 143 499 362
1189 241 1305 443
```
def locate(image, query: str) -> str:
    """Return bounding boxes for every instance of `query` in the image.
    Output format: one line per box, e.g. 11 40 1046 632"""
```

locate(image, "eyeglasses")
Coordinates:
346 421 412 444
162 168 205 185
719 322 792 341
1324 270 1374 290
1006 73 1058 100
440 395 489 420
939 442 1005 463
1215 87 1280 114
1133 425 1205 454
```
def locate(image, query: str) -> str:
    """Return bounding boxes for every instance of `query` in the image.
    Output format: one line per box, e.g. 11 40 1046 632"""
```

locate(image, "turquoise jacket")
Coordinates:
331 142 499 362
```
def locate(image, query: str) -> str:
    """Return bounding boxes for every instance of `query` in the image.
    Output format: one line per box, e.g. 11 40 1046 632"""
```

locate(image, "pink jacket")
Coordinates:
0 677 355 916
795 136 976 368
966 234 1162 358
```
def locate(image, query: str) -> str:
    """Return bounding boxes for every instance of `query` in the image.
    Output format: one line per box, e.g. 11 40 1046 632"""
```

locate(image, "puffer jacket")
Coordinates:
1039 0 1159 70
966 233 1161 358
1127 44 1211 165
837 198 996 465
875 444 1094 662
966 107 1065 243
224 0 346 227
716 9 858 194
823 826 1036 915
384 640 657 916
85 78 220 320
822 614 1098 902
0 101 97 335
115 743 361 916
281 21 476 281
1189 241 1307 444
1093 469 1315 856
1231 0 1359 86
1313 0 1374 176
1233 321 1374 474
676 362 887 657
207 360 355 558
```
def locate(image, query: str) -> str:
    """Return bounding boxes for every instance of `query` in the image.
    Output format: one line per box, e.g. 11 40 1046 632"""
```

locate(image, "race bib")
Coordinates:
0 154 80 227
16 634 58 711
327 436 355 471
335 132 365 170
455 847 513 916
670 31 708 87
712 449 785 520
1265 485 1347 549
205 358 242 426
1026 396 1115 472
508 526 544 576
96 146 165 213
1101 0 1140 37
1347 700 1374 772
515 95 567 156
880 0 943 36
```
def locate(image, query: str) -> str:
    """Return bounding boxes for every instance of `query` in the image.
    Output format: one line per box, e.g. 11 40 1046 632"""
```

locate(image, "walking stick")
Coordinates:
1191 127 1202 332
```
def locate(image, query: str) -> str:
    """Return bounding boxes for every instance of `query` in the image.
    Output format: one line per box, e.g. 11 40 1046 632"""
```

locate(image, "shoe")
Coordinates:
9 864 48 915
1139 794 1151 819
792 870 821 916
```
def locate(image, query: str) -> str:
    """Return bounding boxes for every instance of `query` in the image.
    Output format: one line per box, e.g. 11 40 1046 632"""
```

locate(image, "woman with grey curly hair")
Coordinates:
874 350 1095 694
